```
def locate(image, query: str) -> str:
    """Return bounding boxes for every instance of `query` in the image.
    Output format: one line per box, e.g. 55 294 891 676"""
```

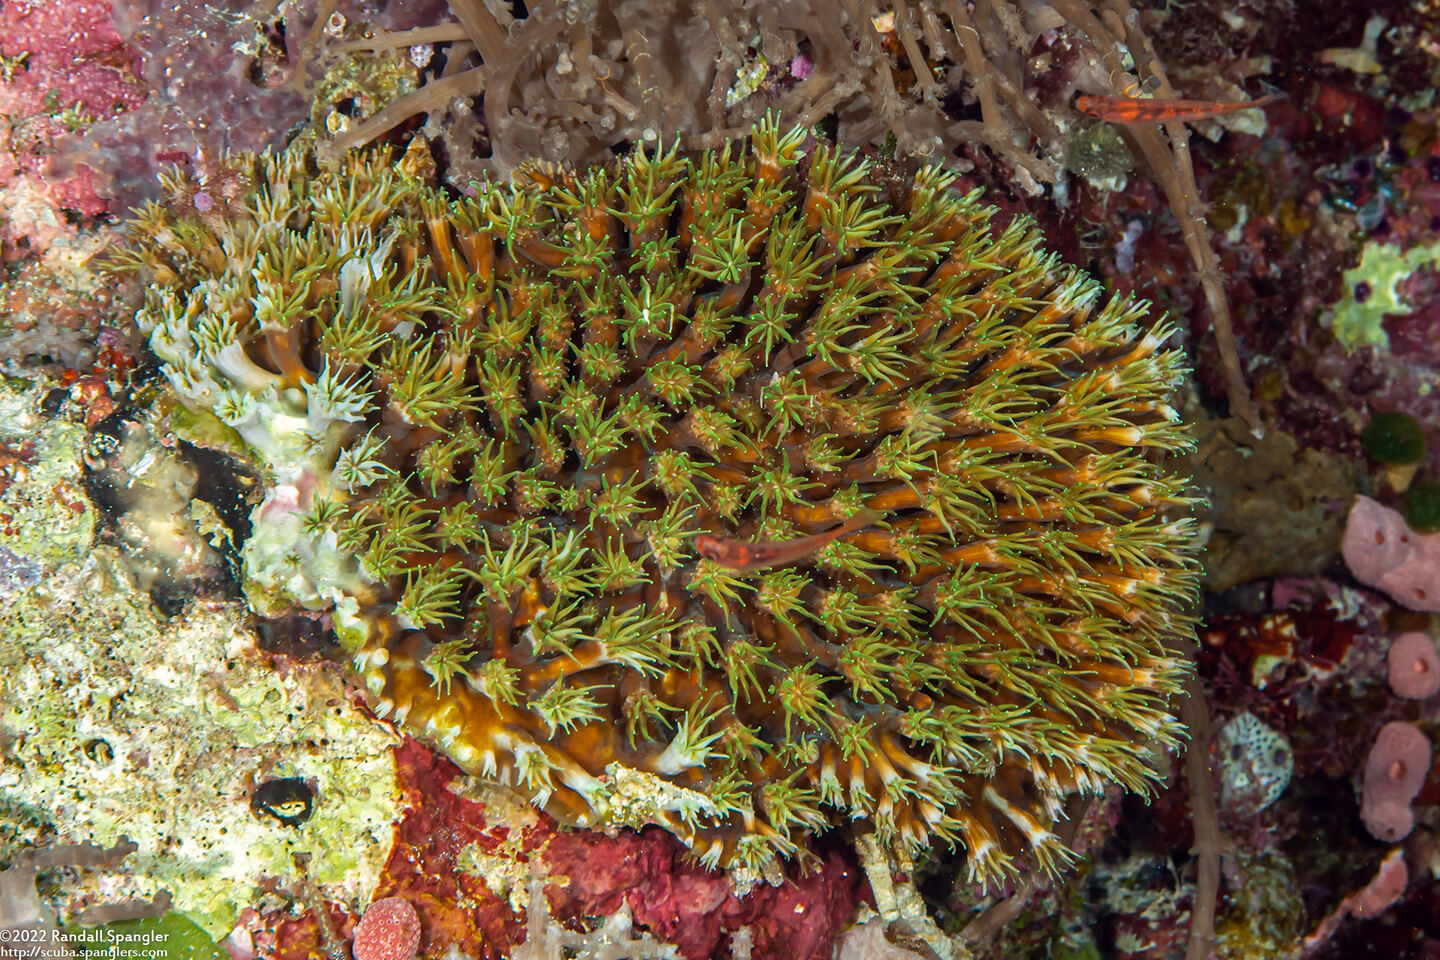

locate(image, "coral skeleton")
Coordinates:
118 120 1200 884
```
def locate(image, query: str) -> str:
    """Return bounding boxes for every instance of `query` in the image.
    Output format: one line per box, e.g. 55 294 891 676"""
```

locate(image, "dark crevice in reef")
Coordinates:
254 612 346 663
82 394 252 616
186 442 256 549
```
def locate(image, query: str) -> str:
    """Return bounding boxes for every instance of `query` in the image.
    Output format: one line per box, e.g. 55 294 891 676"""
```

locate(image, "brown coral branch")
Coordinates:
846 0 904 125
795 0 856 76
1112 10 1263 439
942 1 1060 146
892 0 938 94
72 891 173 927
952 119 1060 185
613 8 667 135
319 67 486 160
477 10 567 172
284 0 339 92
445 0 509 63
1180 670 1220 960
948 12 1003 132
334 24 471 52
957 885 1031 943
1045 0 1263 437
793 77 866 130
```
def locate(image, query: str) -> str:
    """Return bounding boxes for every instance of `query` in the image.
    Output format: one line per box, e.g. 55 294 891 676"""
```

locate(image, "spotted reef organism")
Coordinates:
116 120 1200 884
1215 711 1293 817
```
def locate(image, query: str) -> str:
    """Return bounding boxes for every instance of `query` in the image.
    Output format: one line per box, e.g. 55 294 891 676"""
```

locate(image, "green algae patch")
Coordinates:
1361 410 1427 464
66 913 226 960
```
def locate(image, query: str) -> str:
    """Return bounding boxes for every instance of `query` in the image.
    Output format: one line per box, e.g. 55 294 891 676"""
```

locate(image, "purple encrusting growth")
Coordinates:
0 545 42 595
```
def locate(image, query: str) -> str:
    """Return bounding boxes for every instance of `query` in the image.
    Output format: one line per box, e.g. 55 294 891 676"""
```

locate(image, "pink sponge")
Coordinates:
352 897 421 960
1342 496 1440 612
1388 632 1440 699
1360 721 1432 842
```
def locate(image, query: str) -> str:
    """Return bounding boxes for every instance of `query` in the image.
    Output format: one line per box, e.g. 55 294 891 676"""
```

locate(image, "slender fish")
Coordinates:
695 508 883 572
1075 93 1285 125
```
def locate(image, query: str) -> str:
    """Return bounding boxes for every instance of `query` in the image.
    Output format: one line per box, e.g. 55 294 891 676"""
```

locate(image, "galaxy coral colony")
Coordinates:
115 120 1201 885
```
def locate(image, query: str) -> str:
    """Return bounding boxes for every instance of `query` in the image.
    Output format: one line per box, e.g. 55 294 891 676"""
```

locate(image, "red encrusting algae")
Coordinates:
541 828 862 960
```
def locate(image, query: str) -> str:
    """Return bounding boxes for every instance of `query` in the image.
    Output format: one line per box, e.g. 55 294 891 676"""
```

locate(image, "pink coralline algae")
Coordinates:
49 0 316 210
1360 721 1433 842
0 0 146 234
0 0 142 119
326 739 859 960
1341 496 1440 611
352 898 422 960
1388 631 1440 699
375 740 521 959
541 828 862 960
1301 847 1409 952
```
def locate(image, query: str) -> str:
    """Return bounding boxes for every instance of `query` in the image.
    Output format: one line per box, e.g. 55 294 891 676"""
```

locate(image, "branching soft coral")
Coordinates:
118 120 1200 885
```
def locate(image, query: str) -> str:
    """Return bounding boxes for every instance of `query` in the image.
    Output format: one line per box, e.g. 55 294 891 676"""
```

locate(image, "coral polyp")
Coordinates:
118 120 1199 884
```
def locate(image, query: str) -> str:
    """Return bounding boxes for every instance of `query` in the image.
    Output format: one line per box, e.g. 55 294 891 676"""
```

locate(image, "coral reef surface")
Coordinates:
0 379 400 937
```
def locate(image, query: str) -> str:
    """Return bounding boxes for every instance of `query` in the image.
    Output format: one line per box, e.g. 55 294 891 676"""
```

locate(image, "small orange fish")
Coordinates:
695 508 883 572
1075 93 1285 125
